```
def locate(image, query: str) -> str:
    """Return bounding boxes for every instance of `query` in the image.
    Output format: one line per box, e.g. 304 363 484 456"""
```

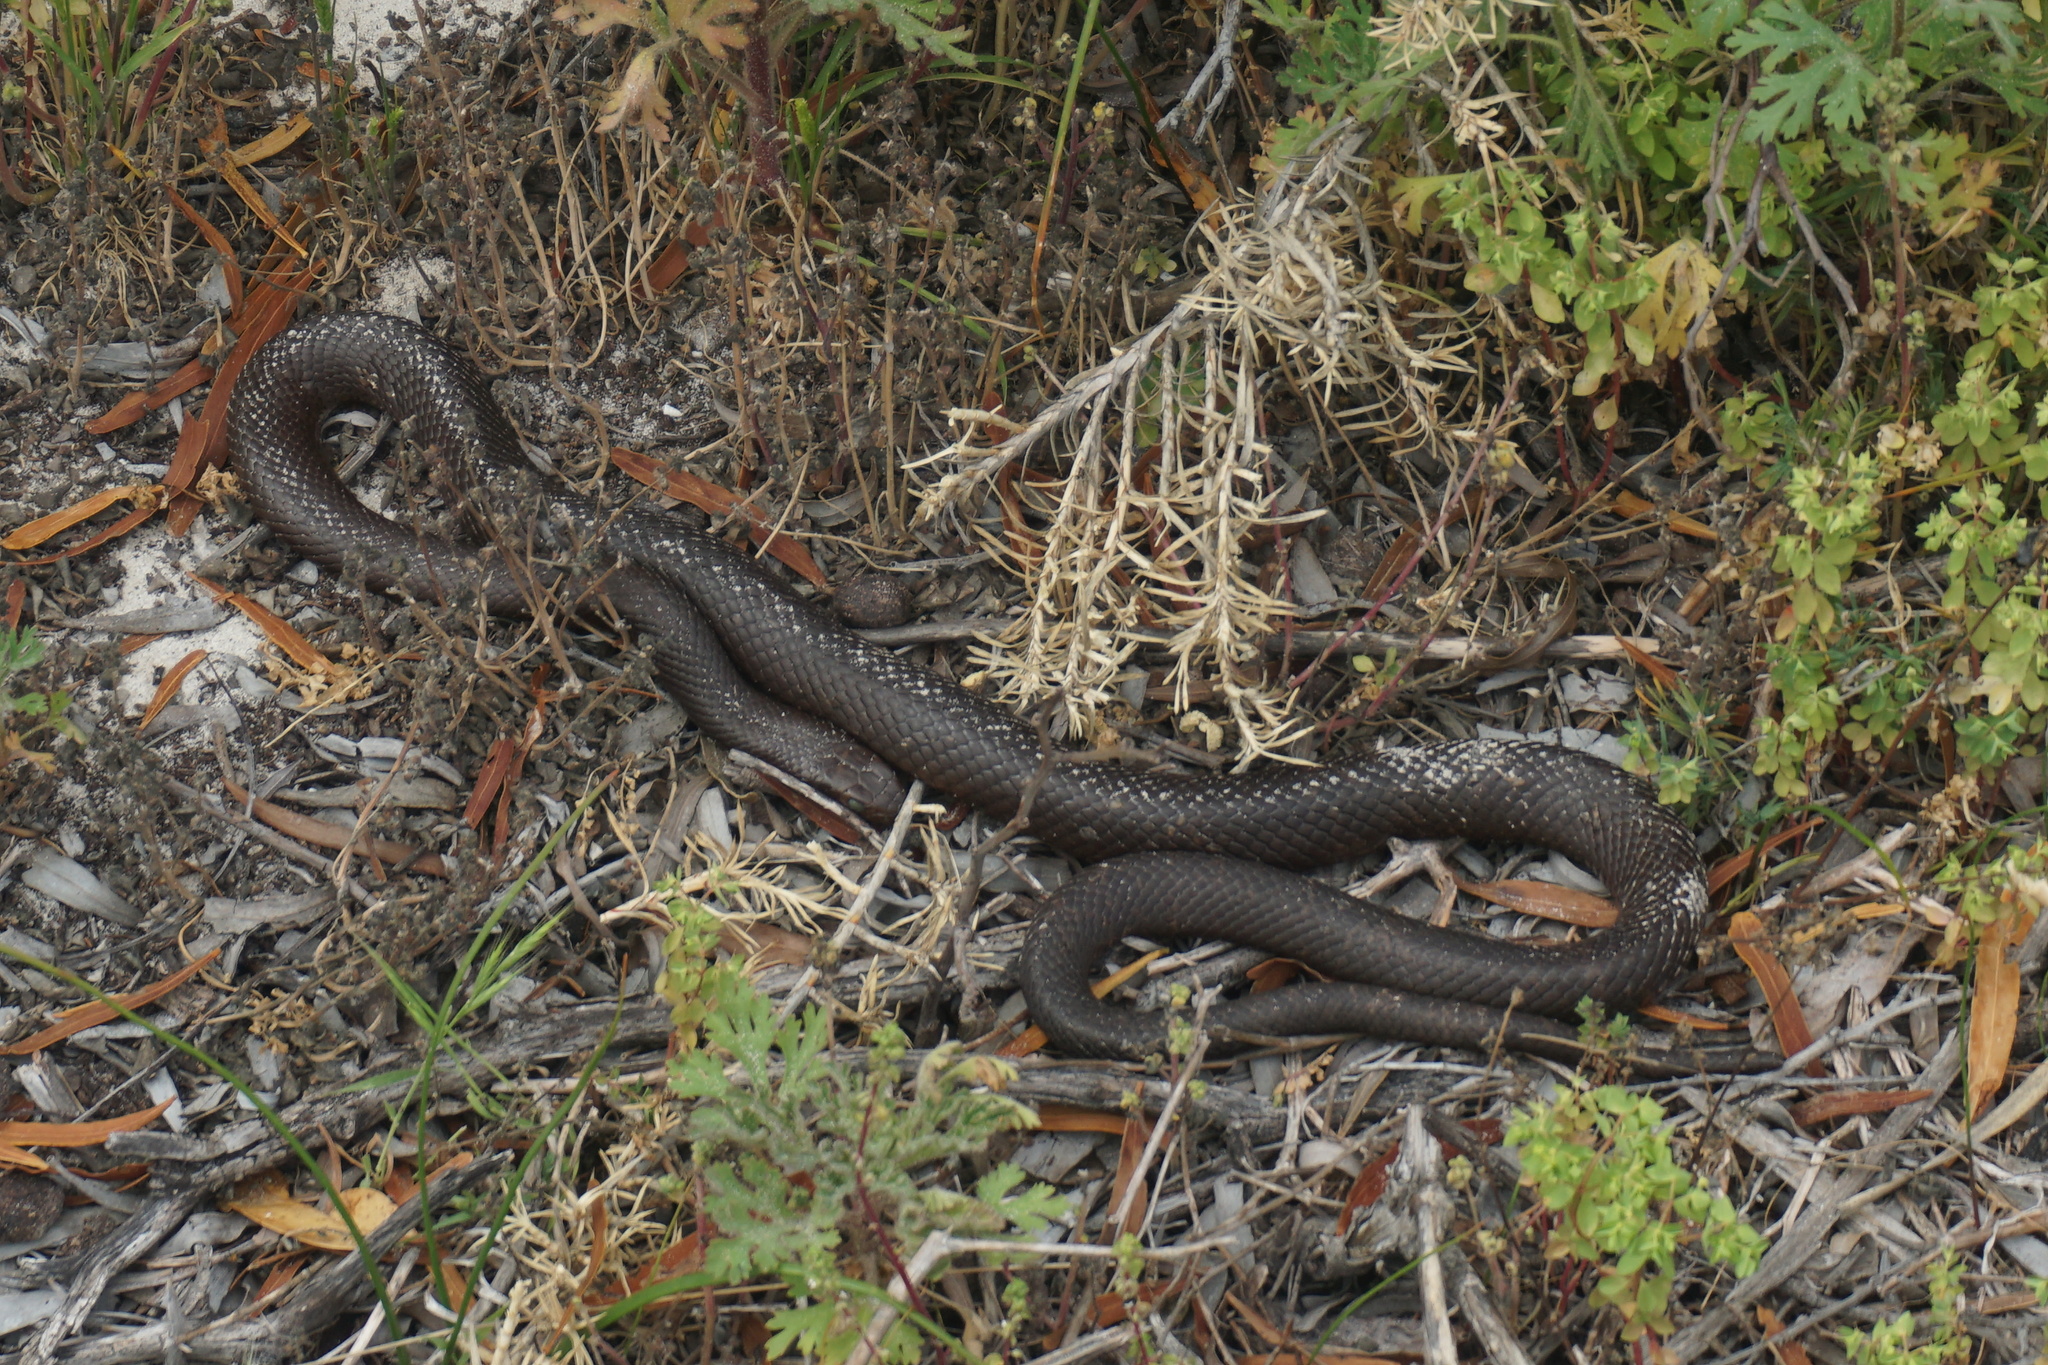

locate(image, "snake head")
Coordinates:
817 751 910 822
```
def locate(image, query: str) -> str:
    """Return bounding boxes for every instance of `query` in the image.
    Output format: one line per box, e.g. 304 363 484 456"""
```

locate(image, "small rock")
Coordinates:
1320 526 1377 582
0 1173 63 1245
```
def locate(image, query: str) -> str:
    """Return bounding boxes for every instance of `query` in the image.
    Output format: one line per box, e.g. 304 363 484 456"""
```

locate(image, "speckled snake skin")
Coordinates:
230 312 1716 1066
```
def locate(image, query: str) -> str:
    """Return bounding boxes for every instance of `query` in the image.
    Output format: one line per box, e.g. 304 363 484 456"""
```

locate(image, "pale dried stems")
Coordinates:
485 1094 692 1365
669 824 862 936
1371 0 1524 70
419 44 710 359
919 125 1483 765
627 811 953 992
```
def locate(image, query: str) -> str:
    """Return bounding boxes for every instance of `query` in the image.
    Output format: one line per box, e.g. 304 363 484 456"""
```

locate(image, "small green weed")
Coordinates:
1510 1080 1766 1343
1934 835 2048 932
1840 1247 1968 1365
2 625 81 770
658 899 1066 1364
1621 680 1742 820
9 0 209 186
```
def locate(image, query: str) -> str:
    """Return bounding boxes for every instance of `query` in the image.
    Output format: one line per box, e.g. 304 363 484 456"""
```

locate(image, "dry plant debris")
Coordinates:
1 0 2046 1361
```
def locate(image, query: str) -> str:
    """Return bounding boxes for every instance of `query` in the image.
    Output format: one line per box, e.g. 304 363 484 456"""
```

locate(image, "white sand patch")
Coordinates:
93 525 272 717
328 0 534 89
368 254 457 321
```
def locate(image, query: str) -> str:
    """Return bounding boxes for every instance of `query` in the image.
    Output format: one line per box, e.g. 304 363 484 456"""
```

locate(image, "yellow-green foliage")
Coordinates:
1511 1082 1766 1343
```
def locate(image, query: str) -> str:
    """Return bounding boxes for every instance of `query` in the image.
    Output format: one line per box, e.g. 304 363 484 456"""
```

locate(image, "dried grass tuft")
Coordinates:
915 125 1483 764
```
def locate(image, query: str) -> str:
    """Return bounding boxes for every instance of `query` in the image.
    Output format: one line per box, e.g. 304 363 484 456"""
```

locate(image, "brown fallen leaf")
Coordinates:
222 778 450 877
138 649 208 731
380 1152 473 1209
1030 1104 1132 1136
1754 1305 1814 1365
1459 877 1618 928
1107 1109 1152 1239
2 484 164 553
1246 957 1306 992
1727 911 1822 1076
195 110 313 175
1003 945 1169 1057
294 61 350 89
224 1171 398 1252
1616 634 1679 688
195 577 346 681
1787 1088 1932 1127
1610 488 1716 541
716 922 813 970
1638 1003 1733 1030
732 755 867 844
0 1145 51 1172
196 108 306 257
0 1097 174 1147
996 1024 1049 1059
994 462 1048 567
609 446 828 589
1707 847 1756 896
85 358 215 436
1094 951 1160 998
1336 1142 1402 1235
641 237 692 296
1850 901 1908 919
167 188 242 312
3 948 221 1056
164 263 319 534
1334 1117 1503 1237
604 1226 704 1305
464 736 523 831
1968 913 2031 1119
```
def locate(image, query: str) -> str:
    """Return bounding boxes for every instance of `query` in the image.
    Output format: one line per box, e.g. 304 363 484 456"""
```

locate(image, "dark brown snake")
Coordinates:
229 312 1738 1072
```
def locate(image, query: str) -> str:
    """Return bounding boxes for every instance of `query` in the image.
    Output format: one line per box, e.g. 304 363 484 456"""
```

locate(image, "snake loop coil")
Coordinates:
230 312 1735 1073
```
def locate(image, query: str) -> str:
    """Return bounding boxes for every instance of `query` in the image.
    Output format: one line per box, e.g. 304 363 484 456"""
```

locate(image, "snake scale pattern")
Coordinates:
228 312 1718 1067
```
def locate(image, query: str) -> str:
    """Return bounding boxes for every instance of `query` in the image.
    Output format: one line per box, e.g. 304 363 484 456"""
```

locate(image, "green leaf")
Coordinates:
115 11 201 83
799 0 978 65
1726 0 1880 142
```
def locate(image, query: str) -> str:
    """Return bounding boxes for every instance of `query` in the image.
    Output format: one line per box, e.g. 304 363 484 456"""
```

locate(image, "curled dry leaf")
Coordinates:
1968 913 2030 1119
596 48 674 144
2 947 220 1056
1727 911 1823 1076
0 1097 174 1148
224 1172 398 1252
0 484 163 552
661 0 754 59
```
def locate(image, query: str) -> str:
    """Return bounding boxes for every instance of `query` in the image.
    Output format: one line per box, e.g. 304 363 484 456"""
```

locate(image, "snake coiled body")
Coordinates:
229 312 1715 1065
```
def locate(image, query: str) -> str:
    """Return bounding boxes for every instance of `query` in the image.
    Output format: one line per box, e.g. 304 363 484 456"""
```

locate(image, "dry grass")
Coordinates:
918 123 1488 764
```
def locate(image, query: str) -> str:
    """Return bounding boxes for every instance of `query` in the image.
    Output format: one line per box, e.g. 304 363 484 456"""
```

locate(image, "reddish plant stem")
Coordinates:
852 1091 943 1362
128 0 202 142
740 33 784 190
